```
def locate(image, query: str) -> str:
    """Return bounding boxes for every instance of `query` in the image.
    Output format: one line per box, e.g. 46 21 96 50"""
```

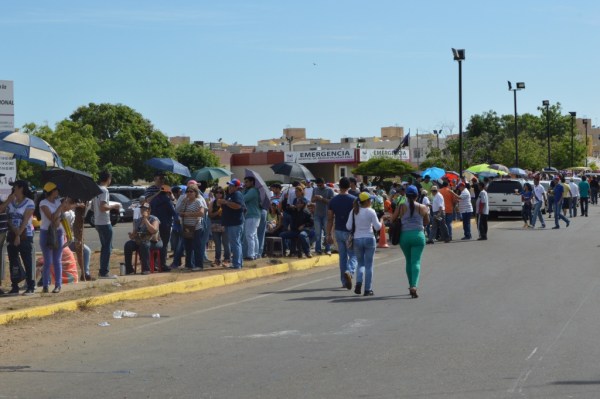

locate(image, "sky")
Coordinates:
3 0 600 145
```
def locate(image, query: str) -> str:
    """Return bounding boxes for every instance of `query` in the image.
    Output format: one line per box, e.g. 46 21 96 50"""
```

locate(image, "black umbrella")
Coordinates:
270 162 316 181
41 167 101 202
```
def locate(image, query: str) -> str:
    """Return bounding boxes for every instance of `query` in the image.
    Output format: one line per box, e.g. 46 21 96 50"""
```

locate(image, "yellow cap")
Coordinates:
43 182 57 192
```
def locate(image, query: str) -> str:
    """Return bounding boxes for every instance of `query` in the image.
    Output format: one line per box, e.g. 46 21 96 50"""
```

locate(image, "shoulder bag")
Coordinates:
181 202 196 239
346 211 355 249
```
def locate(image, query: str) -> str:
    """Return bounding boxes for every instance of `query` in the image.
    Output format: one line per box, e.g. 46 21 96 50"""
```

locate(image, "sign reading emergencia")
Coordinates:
284 149 355 163
359 148 410 161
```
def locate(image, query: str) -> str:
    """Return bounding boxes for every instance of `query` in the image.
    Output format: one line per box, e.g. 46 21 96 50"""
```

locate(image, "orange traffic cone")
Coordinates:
377 225 389 248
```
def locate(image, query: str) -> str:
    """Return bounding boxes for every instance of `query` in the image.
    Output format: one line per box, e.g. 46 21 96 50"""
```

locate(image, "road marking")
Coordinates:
227 319 374 339
525 347 537 360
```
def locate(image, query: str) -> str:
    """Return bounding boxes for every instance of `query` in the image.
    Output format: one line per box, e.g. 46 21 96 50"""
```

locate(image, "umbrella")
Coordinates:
245 168 272 210
444 171 460 182
144 158 191 177
489 164 509 173
421 167 445 180
192 167 232 181
477 171 501 178
466 163 492 173
509 167 527 177
0 131 63 168
270 162 315 181
41 167 101 202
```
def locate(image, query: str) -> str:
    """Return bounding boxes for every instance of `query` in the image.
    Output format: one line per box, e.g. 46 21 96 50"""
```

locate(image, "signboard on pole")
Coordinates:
0 80 14 132
0 157 17 200
284 149 355 164
359 148 410 162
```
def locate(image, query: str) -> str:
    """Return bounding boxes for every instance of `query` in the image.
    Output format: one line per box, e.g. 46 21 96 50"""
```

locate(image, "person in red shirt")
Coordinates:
439 181 458 241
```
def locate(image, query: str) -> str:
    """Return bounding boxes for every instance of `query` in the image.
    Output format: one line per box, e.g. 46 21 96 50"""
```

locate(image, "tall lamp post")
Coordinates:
452 48 465 178
508 81 525 167
433 129 442 149
583 119 589 167
543 100 550 168
569 112 576 167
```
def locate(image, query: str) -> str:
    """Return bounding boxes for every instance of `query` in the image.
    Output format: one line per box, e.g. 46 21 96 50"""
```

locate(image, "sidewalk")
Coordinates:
0 251 339 325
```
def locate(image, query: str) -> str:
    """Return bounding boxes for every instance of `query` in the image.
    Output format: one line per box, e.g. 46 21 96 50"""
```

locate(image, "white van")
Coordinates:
487 179 525 217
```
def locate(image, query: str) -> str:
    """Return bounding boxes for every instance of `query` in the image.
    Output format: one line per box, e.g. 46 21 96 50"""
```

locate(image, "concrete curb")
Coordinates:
0 255 339 325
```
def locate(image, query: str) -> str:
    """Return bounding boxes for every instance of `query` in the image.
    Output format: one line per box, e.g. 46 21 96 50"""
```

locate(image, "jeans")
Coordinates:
170 226 182 257
40 229 64 288
570 196 578 217
69 242 91 275
522 203 532 224
399 230 426 288
429 212 448 242
580 197 589 216
353 236 376 292
257 209 267 257
184 228 203 269
7 236 34 291
213 229 231 262
158 221 172 269
313 213 330 253
591 188 598 204
334 230 357 286
200 220 210 262
95 224 113 276
124 239 163 273
531 201 545 227
244 217 260 259
554 199 570 227
461 212 472 239
477 214 488 238
280 229 312 255
226 224 244 269
445 214 454 240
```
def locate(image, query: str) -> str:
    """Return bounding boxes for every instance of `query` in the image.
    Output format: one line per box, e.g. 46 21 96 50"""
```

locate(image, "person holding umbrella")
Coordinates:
37 182 71 293
145 172 177 272
242 176 261 260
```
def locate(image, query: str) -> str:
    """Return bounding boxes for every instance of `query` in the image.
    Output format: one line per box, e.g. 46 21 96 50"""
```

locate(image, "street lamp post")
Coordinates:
569 112 576 167
285 136 294 151
433 129 442 149
452 48 465 178
508 81 525 168
583 119 589 167
543 100 550 168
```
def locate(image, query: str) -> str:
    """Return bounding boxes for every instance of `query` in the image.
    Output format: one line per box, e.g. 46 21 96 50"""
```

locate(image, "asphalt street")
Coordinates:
5 208 600 398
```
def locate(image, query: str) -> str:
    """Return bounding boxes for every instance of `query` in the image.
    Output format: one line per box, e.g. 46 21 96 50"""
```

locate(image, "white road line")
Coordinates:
525 347 538 360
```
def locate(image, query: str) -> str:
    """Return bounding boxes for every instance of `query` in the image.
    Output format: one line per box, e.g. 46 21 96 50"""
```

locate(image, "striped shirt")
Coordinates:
458 188 473 213
176 197 207 230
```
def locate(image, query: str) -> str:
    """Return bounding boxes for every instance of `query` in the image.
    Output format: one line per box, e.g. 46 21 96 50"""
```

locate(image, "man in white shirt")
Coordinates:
427 186 449 244
569 178 579 217
531 176 547 228
93 171 121 279
475 182 489 240
457 182 474 240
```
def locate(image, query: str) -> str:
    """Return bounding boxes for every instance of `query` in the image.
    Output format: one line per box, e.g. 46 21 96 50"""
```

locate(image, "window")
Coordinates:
340 166 347 178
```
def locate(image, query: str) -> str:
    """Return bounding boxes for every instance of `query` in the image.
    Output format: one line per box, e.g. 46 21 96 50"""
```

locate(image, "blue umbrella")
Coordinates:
144 158 191 177
421 167 445 180
0 131 63 168
509 167 527 177
245 168 272 210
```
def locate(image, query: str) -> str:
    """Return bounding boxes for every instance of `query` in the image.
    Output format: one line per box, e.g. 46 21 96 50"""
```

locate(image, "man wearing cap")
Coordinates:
243 176 261 260
552 176 570 229
219 179 245 269
326 177 357 290
439 181 457 241
311 177 334 255
93 171 121 279
427 186 449 244
145 182 177 272
123 203 162 275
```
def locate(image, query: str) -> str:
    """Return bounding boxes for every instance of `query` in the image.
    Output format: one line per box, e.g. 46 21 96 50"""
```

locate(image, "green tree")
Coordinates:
175 143 220 172
352 157 414 184
69 103 174 182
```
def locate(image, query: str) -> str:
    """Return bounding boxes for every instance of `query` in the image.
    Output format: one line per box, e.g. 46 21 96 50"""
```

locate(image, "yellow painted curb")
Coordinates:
0 254 340 325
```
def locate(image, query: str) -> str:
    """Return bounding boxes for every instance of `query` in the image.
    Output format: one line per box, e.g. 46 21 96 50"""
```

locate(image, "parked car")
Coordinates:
108 185 147 201
109 193 133 221
487 179 524 218
85 200 124 227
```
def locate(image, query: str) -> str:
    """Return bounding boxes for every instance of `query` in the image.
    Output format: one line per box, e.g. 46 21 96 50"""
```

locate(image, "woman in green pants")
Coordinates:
391 185 429 298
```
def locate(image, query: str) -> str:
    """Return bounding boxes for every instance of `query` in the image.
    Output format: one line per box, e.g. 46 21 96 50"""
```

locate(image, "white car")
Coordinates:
84 200 124 227
487 179 525 217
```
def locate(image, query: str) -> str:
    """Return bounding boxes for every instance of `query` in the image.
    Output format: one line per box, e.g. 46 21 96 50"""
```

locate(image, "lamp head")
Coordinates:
542 100 550 106
508 81 512 91
569 112 576 117
451 48 465 61
516 82 525 90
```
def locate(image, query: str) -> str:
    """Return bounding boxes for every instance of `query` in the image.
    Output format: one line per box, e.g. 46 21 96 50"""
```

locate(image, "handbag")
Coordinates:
211 223 225 233
182 225 195 239
389 218 402 245
46 224 61 249
346 212 355 249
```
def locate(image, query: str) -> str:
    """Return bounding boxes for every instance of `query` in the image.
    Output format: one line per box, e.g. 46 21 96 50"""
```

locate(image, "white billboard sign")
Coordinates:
284 149 355 164
0 157 17 200
359 148 410 161
0 80 14 132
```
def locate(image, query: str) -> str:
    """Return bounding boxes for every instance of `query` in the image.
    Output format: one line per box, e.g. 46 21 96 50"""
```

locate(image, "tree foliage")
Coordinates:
352 157 414 183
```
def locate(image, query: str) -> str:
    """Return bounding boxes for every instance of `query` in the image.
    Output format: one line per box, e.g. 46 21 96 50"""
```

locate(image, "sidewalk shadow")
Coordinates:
261 288 342 295
286 294 410 302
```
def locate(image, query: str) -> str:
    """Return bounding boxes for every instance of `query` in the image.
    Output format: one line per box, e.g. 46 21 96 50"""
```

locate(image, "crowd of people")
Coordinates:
0 168 594 299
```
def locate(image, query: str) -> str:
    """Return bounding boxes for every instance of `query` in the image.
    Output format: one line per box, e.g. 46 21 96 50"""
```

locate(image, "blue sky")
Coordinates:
4 1 600 144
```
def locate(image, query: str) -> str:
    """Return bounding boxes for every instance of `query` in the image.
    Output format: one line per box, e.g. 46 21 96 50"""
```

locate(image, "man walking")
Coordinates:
326 177 357 290
475 182 489 240
579 176 590 217
552 176 570 229
590 176 599 205
531 176 547 228
311 177 334 255
568 178 579 217
93 171 121 278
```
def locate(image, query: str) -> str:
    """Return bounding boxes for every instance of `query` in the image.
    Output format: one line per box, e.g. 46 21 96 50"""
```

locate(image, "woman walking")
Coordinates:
346 192 382 296
521 183 533 228
392 185 430 298
38 182 70 293
176 185 207 271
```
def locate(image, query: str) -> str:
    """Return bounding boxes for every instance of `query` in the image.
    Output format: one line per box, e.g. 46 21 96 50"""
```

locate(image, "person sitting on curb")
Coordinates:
280 185 314 258
123 203 162 275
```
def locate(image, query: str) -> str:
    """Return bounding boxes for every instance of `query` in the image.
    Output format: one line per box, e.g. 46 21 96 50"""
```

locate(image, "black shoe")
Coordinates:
354 282 362 295
161 266 171 272
364 290 374 296
426 240 434 244
141 271 150 275
476 237 487 241
343 271 353 290
566 221 570 228
552 226 560 229
22 289 35 296
8 287 19 295
42 287 49 293
83 274 96 281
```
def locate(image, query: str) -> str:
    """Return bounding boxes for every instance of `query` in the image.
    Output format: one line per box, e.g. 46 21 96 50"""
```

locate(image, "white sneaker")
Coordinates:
99 274 118 279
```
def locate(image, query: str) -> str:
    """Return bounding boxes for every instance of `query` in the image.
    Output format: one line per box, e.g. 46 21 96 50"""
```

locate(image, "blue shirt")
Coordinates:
328 193 356 232
222 190 244 226
149 192 177 225
553 182 564 201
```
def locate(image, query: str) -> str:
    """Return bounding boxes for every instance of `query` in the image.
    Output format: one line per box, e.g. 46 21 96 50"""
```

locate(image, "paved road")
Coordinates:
6 208 600 398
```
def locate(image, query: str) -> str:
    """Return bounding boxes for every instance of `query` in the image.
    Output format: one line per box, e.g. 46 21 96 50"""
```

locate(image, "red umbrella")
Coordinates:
444 171 460 182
